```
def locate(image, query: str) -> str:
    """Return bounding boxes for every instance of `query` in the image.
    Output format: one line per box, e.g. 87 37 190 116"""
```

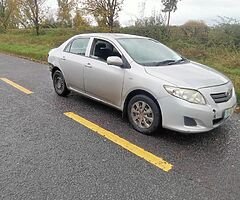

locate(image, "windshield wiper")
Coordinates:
142 58 188 66
146 60 177 66
158 58 188 66
157 60 177 65
173 58 188 64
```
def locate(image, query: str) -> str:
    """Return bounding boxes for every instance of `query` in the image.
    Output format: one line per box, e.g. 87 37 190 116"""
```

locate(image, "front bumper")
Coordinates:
158 83 237 133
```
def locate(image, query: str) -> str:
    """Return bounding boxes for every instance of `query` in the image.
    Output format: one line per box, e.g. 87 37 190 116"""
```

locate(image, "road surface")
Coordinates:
0 53 240 199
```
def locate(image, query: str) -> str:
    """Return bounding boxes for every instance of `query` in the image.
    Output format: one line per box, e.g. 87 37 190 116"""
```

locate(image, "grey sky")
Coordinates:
120 0 240 25
46 0 240 26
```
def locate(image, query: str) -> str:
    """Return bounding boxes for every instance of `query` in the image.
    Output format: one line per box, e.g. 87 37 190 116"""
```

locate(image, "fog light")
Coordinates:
184 117 197 127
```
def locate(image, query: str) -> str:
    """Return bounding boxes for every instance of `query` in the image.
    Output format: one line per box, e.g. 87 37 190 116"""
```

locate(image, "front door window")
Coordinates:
90 39 121 62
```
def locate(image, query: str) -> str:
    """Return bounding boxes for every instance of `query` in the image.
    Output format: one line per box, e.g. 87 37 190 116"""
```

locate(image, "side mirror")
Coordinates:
107 56 123 67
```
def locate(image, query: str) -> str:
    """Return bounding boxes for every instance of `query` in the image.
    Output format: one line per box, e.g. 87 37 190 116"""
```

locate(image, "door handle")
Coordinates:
61 56 66 61
85 63 92 68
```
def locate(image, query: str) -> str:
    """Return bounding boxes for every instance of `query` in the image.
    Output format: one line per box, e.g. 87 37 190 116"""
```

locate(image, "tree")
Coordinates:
18 0 46 35
0 0 16 31
161 0 181 30
137 0 146 20
73 9 89 29
83 0 123 31
41 15 58 28
57 0 76 27
135 10 166 27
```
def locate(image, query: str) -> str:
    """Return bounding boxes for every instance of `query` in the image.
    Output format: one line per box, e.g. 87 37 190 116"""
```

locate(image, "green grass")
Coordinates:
0 43 49 60
0 28 78 61
0 28 239 104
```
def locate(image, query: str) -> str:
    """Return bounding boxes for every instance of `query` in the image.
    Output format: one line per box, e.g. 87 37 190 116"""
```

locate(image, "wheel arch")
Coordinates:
122 89 162 119
51 65 70 89
51 66 61 79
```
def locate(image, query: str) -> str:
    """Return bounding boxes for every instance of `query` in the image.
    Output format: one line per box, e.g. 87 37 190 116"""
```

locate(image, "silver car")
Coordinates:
48 33 237 134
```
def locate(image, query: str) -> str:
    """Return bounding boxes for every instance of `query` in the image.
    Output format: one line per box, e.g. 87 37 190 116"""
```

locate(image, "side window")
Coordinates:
64 42 71 52
69 38 90 55
90 39 121 61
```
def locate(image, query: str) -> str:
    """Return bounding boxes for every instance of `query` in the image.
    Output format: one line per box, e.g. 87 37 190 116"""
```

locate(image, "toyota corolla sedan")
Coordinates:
48 33 237 135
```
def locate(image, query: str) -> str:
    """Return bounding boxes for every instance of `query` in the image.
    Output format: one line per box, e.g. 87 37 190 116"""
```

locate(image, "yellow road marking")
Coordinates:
64 112 173 172
0 78 33 95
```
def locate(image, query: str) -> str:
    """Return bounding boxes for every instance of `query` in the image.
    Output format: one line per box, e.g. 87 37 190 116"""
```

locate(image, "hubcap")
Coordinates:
131 101 154 129
54 75 64 93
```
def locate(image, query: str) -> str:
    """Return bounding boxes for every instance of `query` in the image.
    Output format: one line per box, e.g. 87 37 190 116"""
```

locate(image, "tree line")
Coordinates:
0 0 181 35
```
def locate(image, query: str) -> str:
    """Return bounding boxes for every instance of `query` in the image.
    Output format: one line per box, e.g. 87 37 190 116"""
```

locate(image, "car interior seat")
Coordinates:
94 43 113 61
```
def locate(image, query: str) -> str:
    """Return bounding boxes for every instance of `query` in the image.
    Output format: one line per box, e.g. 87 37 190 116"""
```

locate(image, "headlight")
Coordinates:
164 85 206 105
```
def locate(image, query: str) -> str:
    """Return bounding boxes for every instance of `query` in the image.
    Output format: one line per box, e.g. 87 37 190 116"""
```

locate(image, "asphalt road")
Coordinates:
0 53 240 200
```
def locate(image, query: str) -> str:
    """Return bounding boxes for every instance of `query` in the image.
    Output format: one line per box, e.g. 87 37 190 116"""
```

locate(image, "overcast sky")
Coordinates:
47 0 240 26
120 0 240 25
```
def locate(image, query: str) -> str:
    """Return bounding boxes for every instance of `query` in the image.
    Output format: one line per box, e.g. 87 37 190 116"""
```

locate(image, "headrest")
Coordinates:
96 43 106 49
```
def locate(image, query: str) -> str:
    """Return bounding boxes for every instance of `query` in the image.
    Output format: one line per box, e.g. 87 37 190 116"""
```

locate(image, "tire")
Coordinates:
127 95 161 135
53 70 70 97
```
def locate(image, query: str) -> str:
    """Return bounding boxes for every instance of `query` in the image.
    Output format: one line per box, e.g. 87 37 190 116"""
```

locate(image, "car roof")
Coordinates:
75 33 147 40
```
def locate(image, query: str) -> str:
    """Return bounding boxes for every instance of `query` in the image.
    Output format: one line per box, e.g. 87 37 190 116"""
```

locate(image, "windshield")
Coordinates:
117 38 185 66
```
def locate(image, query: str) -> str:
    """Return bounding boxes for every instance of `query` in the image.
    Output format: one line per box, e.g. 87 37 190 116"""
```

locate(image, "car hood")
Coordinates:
144 61 229 89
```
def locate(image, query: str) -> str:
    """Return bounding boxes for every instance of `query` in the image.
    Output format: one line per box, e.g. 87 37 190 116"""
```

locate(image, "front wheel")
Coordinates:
127 95 161 135
53 70 70 97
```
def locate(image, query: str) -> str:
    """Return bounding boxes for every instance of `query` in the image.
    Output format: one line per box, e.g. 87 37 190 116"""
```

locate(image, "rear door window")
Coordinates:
69 38 90 55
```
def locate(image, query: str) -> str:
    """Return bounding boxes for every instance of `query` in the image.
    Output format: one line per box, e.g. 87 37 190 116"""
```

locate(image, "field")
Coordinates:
0 28 239 103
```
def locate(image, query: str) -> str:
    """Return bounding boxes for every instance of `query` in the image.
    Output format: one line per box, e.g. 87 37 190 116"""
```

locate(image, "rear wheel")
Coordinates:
127 95 161 135
53 70 70 96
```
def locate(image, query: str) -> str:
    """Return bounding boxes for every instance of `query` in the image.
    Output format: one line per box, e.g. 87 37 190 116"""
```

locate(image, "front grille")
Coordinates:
211 89 232 103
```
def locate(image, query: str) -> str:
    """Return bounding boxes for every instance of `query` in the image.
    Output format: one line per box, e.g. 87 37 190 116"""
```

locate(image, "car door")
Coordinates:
60 37 90 92
84 38 125 107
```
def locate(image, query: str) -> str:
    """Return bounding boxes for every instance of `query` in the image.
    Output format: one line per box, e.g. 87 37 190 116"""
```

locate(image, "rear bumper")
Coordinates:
158 83 237 134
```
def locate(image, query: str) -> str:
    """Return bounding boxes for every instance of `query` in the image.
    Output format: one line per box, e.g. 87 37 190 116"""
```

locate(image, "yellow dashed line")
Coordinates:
0 78 33 95
64 112 173 172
